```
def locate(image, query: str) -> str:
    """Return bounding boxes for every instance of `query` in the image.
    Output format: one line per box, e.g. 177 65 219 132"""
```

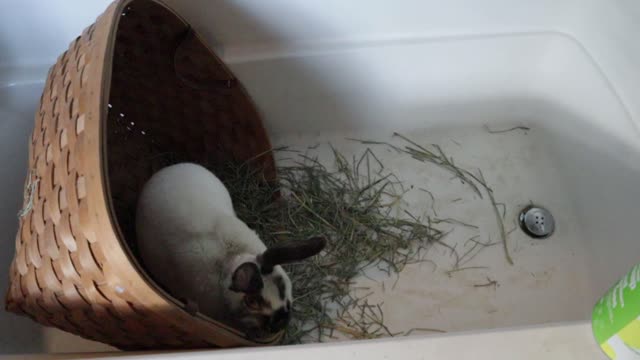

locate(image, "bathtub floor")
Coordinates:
42 330 116 354
271 123 594 339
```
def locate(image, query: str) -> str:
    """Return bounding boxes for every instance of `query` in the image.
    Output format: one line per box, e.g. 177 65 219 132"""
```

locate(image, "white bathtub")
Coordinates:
2 1 640 359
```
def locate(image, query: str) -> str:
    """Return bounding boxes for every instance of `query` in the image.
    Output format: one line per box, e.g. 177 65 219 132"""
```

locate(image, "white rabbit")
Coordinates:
135 163 325 338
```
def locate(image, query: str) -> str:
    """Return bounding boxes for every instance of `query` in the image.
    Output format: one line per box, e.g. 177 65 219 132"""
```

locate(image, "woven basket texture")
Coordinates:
5 0 278 350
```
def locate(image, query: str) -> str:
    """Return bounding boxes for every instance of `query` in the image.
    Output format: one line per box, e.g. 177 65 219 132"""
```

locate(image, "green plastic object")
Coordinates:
592 263 640 359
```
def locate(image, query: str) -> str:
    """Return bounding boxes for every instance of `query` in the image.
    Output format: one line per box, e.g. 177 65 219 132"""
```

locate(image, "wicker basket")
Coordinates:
5 0 280 350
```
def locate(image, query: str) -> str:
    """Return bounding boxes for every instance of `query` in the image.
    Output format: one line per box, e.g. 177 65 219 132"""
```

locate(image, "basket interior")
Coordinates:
105 0 275 318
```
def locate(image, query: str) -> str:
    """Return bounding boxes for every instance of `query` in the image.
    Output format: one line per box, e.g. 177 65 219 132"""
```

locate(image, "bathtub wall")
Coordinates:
3 0 640 124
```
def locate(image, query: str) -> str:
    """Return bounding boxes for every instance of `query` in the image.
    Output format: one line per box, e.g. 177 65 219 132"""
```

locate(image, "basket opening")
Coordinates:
105 0 275 336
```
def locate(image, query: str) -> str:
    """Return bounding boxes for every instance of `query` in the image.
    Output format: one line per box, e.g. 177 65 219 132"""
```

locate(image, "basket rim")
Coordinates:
96 0 282 345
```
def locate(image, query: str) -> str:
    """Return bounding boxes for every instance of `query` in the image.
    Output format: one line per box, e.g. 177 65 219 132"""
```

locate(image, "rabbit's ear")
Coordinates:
230 262 263 294
259 237 327 274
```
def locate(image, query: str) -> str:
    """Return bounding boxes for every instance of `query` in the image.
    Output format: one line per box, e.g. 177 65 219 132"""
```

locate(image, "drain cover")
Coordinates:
519 205 555 239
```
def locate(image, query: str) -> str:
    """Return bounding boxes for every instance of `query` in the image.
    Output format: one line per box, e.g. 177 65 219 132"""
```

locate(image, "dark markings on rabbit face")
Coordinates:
230 262 263 294
275 275 286 300
243 295 291 333
232 262 294 335
270 306 290 332
243 294 271 313
243 276 292 334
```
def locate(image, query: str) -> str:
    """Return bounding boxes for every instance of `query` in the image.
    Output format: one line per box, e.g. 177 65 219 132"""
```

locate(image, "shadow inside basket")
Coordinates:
105 0 276 335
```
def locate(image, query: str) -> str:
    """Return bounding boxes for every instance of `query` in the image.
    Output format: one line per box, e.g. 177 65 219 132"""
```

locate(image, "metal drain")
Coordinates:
519 205 555 239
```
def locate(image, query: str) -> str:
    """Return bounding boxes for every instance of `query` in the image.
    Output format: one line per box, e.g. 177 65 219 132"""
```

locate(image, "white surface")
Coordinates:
0 1 111 67
0 322 608 360
2 0 640 358
0 83 44 354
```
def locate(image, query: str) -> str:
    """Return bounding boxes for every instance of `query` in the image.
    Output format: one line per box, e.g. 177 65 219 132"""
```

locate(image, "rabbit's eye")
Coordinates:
244 295 262 310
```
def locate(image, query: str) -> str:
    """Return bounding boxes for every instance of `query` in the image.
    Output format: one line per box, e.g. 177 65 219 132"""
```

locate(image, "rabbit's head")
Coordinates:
225 237 326 338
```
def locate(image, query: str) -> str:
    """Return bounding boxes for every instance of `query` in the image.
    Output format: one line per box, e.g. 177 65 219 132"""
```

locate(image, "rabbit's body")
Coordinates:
136 163 325 337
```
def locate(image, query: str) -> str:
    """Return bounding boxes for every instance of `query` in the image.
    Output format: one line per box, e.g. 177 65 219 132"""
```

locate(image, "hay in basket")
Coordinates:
5 0 280 350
